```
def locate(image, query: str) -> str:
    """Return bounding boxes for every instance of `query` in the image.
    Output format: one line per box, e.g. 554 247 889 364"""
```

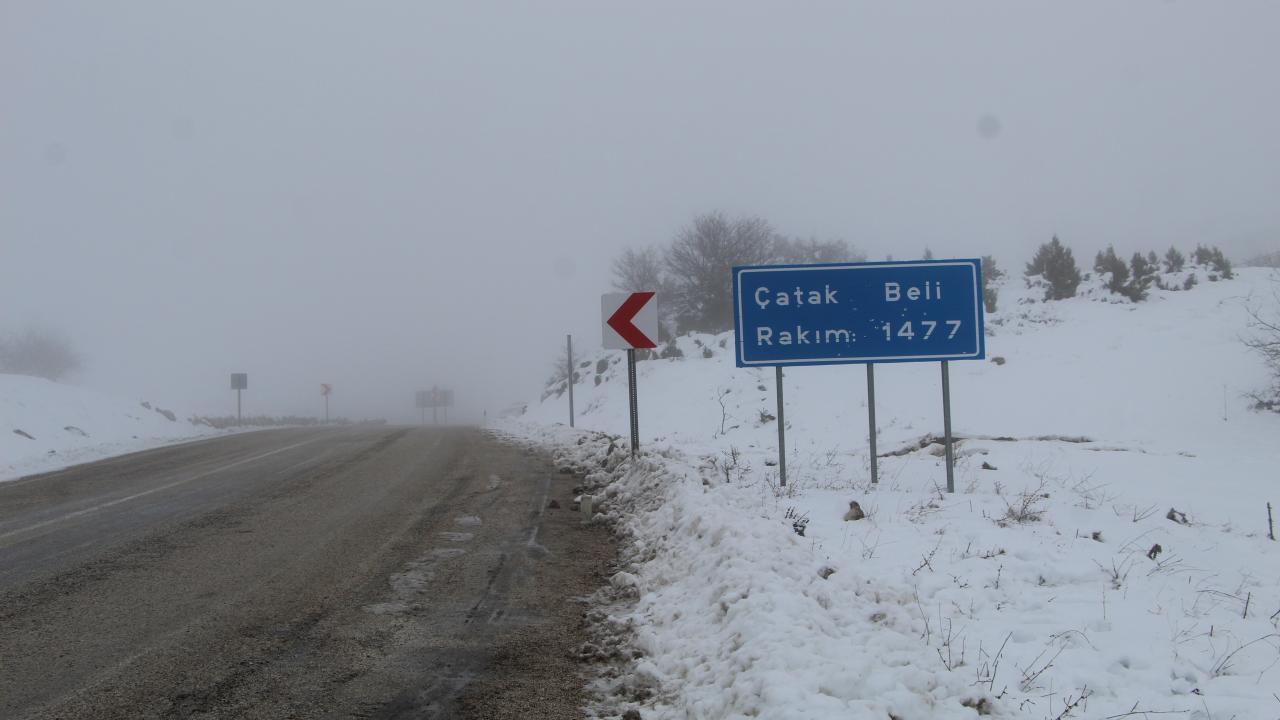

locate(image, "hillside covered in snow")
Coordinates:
1 374 222 482
503 266 1280 719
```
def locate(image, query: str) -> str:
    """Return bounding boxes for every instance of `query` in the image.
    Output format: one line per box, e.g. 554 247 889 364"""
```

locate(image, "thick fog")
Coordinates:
3 2 1277 422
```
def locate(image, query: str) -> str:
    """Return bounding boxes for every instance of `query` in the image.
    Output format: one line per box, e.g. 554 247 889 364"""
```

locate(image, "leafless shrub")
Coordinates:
706 446 749 485
1018 641 1067 692
1211 633 1280 677
784 506 810 537
1113 503 1159 523
1065 475 1114 510
974 632 1011 693
0 326 82 381
1095 557 1135 589
713 387 735 436
999 479 1049 525
913 538 943 576
856 531 881 560
1051 686 1090 719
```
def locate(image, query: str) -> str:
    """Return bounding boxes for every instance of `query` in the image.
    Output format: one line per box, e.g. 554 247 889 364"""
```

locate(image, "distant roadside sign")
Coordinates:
732 259 984 367
231 373 248 390
602 292 659 349
415 388 453 408
320 383 332 396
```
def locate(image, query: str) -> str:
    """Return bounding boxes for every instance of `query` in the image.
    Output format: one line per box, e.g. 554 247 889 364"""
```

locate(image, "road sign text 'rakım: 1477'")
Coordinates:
732 259 985 492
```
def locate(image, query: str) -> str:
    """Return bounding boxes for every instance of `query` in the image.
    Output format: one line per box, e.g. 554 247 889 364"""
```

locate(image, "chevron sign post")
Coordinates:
601 292 659 457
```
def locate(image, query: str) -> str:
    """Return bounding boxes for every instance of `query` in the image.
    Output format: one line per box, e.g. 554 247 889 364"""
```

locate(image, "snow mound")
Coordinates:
1 374 219 481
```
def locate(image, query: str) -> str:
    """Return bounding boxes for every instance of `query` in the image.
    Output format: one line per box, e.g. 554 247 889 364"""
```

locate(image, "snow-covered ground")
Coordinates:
1 374 224 482
501 266 1280 719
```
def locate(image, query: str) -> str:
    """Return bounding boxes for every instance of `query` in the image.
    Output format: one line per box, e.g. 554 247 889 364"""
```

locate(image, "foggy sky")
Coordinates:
3 2 1278 422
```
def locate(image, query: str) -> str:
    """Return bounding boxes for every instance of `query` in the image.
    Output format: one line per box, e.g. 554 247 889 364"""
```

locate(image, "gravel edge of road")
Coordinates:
475 429 646 720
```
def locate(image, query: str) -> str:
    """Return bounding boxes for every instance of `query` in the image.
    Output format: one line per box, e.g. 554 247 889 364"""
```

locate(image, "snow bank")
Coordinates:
1 374 221 481
503 267 1280 719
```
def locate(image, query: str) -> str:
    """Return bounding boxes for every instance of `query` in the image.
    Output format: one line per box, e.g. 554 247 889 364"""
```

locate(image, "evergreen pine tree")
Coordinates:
981 255 1003 313
1210 247 1234 279
1024 236 1082 300
1097 246 1130 296
1128 252 1155 301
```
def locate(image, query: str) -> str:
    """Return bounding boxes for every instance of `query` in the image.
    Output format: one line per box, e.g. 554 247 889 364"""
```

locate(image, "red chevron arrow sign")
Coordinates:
602 292 659 349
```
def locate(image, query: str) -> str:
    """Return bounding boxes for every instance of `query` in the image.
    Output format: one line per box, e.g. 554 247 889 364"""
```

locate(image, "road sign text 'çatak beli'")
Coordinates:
733 260 984 367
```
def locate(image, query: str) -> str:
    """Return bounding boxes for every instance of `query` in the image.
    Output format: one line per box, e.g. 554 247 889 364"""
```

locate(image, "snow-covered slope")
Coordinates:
1 374 221 481
504 266 1280 719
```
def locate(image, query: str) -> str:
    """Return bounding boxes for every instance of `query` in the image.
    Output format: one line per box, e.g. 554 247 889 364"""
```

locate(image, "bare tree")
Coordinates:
611 246 665 292
0 327 82 381
1245 279 1280 410
665 212 778 333
774 236 865 264
612 245 675 338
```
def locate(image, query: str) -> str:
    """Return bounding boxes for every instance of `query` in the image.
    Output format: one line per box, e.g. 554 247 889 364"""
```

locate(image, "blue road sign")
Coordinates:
732 259 985 367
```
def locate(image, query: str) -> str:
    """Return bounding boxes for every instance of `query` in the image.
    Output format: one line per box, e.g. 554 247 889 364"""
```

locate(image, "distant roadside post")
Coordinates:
567 334 575 428
438 388 453 424
415 390 428 424
602 292 659 457
230 373 248 425
321 383 332 423
733 259 985 491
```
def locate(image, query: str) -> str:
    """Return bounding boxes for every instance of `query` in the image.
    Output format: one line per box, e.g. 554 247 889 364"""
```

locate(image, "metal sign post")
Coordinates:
567 334 575 428
627 349 639 457
230 373 248 426
775 366 787 486
602 292 659 459
867 363 878 484
941 361 955 493
321 384 332 424
732 259 984 492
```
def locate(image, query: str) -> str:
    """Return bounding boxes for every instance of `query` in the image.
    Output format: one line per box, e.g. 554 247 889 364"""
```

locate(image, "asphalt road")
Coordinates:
0 426 613 719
